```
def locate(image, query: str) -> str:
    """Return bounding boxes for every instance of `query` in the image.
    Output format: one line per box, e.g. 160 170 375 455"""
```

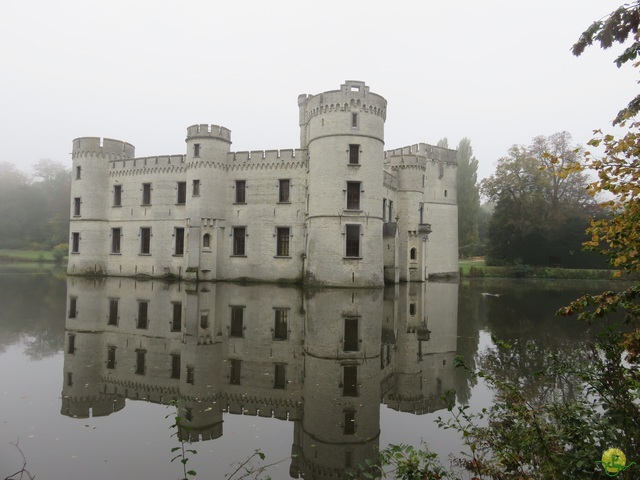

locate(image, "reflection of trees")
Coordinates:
0 272 66 358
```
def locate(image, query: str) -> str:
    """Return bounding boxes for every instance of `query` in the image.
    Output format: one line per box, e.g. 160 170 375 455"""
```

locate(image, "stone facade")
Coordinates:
68 81 458 287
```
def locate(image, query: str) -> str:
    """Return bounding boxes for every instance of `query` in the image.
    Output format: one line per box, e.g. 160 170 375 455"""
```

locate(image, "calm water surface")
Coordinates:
0 269 608 479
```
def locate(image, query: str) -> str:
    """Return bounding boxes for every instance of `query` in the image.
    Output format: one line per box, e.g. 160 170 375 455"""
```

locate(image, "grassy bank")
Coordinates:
459 258 623 280
0 249 65 264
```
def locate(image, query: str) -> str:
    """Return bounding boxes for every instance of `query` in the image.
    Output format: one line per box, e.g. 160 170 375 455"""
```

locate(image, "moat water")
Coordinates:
0 267 613 479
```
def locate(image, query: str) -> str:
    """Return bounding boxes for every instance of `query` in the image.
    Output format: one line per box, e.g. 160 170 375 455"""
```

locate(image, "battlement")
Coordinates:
72 137 135 160
299 80 387 123
109 154 186 170
385 143 457 164
228 149 305 163
186 124 232 142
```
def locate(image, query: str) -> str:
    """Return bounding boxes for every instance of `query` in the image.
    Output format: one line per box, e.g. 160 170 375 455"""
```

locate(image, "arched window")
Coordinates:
202 233 211 249
410 247 417 261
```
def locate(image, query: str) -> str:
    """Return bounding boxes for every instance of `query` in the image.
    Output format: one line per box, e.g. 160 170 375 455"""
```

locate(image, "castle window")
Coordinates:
67 372 73 386
230 306 244 337
346 182 361 210
278 179 290 203
345 224 360 258
108 298 119 326
67 333 76 354
171 354 181 379
193 179 200 196
202 233 211 249
135 349 146 375
349 144 360 165
229 359 241 385
388 200 393 222
410 247 417 261
186 366 195 384
232 227 246 256
343 365 358 397
171 302 182 332
107 346 116 369
419 203 424 224
410 303 416 316
444 189 448 197
68 296 77 318
343 411 356 435
140 227 151 254
193 143 200 157
111 228 121 254
200 312 209 329
73 197 81 217
235 180 246 204
177 182 187 205
383 199 387 221
75 166 81 180
274 308 288 340
142 183 152 205
137 301 149 329
351 112 358 128
344 318 359 352
71 232 80 253
174 227 185 256
276 227 290 257
274 364 286 389
113 185 122 206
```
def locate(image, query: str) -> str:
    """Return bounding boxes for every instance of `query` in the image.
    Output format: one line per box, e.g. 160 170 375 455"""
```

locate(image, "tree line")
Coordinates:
0 160 70 250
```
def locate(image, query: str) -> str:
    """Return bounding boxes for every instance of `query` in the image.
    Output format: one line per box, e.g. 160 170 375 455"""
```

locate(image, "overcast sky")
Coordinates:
2 0 637 181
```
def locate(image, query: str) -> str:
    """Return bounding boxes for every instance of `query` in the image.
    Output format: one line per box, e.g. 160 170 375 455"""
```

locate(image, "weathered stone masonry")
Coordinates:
68 81 458 287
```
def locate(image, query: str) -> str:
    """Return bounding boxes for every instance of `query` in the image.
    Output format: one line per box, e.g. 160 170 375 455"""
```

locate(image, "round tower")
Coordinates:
299 81 387 287
184 125 232 281
68 137 134 276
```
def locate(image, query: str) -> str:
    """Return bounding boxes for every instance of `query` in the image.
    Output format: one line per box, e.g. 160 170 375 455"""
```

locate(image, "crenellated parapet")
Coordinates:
72 137 135 160
226 149 307 172
385 143 457 165
107 155 188 177
186 124 231 143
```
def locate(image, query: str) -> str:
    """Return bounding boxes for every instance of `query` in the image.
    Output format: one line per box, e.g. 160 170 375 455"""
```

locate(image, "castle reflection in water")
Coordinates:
61 278 459 478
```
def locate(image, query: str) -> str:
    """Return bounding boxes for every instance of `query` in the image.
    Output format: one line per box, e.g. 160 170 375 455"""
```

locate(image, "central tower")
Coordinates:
299 81 387 287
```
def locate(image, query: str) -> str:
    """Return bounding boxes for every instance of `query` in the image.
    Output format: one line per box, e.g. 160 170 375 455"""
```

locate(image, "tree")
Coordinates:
572 1 640 124
481 133 599 267
456 138 480 258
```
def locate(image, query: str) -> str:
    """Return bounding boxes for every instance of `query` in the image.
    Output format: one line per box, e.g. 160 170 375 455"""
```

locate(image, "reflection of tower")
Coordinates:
300 81 387 287
61 277 125 418
294 288 383 478
384 281 458 414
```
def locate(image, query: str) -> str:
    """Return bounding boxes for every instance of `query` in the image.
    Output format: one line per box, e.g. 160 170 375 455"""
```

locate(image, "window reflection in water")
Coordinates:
61 277 459 478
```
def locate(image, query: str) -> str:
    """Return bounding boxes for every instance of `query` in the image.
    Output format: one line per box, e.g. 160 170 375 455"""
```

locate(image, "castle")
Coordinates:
68 81 458 287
